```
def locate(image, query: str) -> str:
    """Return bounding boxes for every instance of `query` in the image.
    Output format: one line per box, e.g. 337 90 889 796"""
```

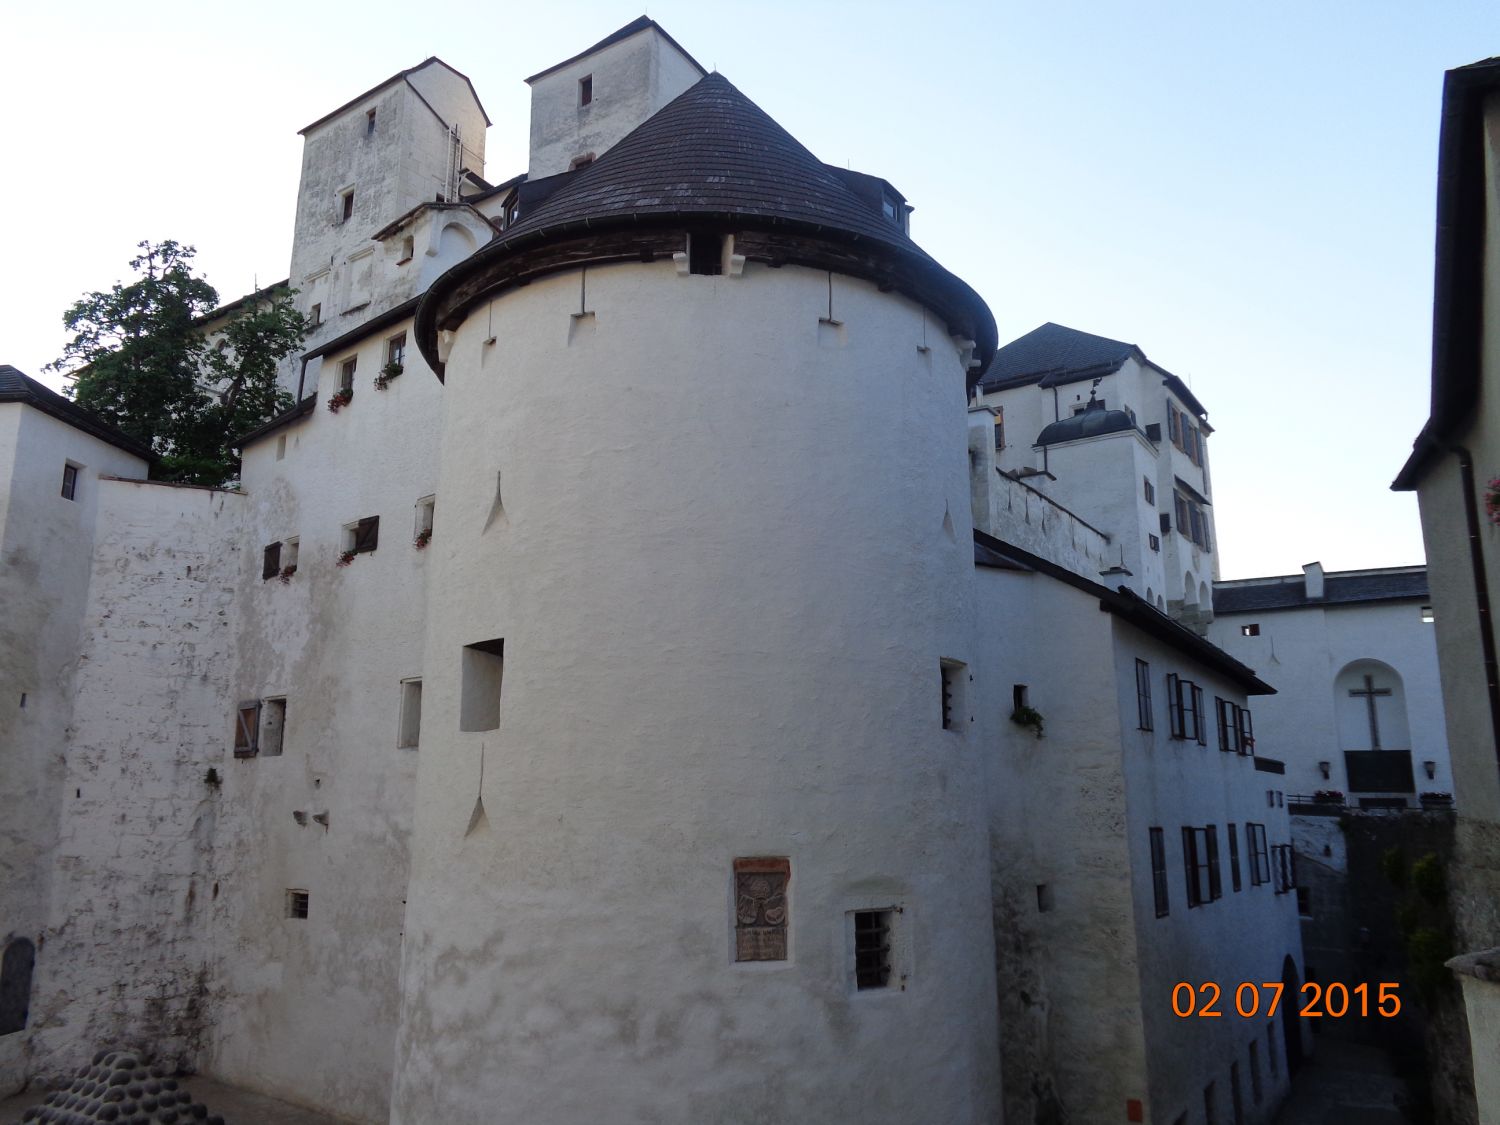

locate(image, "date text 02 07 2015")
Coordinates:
1172 981 1401 1020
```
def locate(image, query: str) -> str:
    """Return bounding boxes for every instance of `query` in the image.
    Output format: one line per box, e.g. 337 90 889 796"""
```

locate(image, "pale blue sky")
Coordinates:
4 1 1496 576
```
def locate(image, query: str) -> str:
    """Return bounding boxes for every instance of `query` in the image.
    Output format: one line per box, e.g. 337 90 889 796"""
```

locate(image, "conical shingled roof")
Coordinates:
501 72 930 257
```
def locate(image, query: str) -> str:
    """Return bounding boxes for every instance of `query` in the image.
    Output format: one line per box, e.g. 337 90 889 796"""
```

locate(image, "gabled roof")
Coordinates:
1214 567 1429 614
974 528 1275 695
523 16 707 84
1393 56 1500 491
980 322 1210 422
299 57 491 135
418 72 996 380
0 366 156 461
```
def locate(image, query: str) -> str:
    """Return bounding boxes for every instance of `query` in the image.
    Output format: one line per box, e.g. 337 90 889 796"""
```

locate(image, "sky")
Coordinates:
3 0 1496 578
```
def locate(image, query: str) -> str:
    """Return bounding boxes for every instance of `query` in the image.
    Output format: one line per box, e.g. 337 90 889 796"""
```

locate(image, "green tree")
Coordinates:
48 240 305 486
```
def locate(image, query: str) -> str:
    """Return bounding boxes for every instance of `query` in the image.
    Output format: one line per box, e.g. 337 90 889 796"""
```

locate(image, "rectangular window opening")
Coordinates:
1149 532 1161 552
415 496 436 539
1241 623 1261 636
338 356 357 394
1228 822 1242 892
286 889 309 919
1421 605 1434 623
1143 477 1155 505
262 541 282 580
688 231 723 276
461 638 504 732
310 303 322 327
853 909 894 990
341 190 355 223
1248 823 1270 886
1035 884 1053 913
1206 825 1222 901
233 700 261 757
1135 659 1153 731
579 74 593 106
386 332 407 369
283 537 299 572
353 515 379 554
1149 827 1169 917
61 462 80 501
366 108 376 136
398 678 423 749
260 697 286 757
1183 826 1211 907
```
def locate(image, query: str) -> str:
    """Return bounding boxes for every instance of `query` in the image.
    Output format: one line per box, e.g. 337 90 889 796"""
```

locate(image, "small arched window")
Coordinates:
0 937 36 1035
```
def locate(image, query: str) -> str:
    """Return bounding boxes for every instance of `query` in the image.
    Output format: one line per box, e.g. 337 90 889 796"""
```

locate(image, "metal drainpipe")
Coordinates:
1454 445 1500 781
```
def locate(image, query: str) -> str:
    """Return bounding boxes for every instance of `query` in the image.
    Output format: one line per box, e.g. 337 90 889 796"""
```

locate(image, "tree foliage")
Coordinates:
48 240 306 486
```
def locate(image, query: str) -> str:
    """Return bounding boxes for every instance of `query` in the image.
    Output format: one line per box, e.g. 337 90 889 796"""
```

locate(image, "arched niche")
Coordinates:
1335 659 1411 752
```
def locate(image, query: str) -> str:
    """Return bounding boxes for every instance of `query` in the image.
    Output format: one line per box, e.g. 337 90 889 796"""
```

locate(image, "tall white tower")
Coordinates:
391 74 1002 1122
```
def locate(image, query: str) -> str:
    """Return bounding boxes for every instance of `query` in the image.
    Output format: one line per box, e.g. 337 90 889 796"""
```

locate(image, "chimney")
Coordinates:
1303 561 1325 600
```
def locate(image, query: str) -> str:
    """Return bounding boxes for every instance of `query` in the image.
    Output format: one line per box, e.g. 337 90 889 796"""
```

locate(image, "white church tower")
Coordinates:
389 60 1003 1123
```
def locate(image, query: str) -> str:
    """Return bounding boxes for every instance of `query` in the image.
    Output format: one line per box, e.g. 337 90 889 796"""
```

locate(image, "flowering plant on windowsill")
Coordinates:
278 564 297 585
414 527 432 550
336 550 356 567
1312 789 1345 804
374 361 403 391
1010 704 1045 738
327 388 353 413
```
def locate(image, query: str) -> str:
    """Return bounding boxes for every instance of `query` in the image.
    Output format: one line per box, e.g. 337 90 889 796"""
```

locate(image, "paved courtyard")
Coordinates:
1272 1037 1412 1125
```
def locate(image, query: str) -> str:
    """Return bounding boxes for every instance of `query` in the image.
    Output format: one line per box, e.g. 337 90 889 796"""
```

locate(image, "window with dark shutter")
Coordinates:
234 701 261 757
1150 827 1169 917
1248 823 1270 886
1237 708 1254 755
1191 684 1206 744
353 516 379 554
1217 698 1233 752
263 542 282 580
61 463 79 501
1167 673 1184 739
1174 493 1189 538
1168 406 1180 446
1183 826 1211 907
1143 477 1155 505
1206 825 1222 900
1228 822 1242 891
1160 512 1171 535
1135 659 1153 731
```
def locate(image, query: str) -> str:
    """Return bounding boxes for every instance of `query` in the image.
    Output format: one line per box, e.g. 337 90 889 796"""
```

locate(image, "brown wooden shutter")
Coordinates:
234 701 261 756
354 516 379 553
262 542 281 580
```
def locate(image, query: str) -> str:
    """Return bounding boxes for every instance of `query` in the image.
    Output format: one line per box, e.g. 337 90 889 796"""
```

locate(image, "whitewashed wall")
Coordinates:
0 406 147 1094
392 259 1001 1123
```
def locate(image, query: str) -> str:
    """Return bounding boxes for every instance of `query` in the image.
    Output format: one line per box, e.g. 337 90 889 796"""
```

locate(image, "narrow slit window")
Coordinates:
415 495 435 544
579 74 593 106
398 679 423 749
262 541 282 580
461 638 504 732
341 190 355 223
310 303 322 326
60 463 80 501
1135 659 1153 731
1149 826 1169 917
260 697 286 757
286 890 309 919
853 909 894 990
1228 822 1242 892
366 109 376 136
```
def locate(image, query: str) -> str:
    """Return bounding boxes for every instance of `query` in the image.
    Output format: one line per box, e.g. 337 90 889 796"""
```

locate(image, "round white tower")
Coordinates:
393 74 1001 1123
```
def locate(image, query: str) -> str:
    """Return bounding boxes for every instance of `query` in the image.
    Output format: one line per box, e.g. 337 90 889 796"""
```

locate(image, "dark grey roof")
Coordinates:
1036 402 1138 446
980 321 1211 422
0 366 155 461
502 73 933 257
523 16 707 84
1213 569 1429 614
237 393 317 448
975 529 1275 695
1394 57 1500 490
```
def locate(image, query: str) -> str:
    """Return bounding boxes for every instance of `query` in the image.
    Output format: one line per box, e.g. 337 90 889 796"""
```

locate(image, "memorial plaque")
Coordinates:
733 857 790 962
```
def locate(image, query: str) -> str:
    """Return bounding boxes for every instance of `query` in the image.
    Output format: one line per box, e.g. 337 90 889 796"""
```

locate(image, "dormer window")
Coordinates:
881 192 907 233
579 75 593 107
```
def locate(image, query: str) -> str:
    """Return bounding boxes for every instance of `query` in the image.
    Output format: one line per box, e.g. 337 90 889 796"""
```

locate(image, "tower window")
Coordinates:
853 910 894 989
310 303 321 326
688 232 722 276
260 697 286 757
461 638 504 732
941 661 966 730
398 679 423 749
579 75 593 106
340 190 355 223
1241 623 1260 636
1143 477 1155 505
286 890 309 919
262 541 282 580
339 357 357 394
61 462 79 501
366 109 376 136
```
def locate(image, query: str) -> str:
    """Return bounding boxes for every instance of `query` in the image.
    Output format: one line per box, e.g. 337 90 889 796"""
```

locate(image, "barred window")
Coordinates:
854 910 894 989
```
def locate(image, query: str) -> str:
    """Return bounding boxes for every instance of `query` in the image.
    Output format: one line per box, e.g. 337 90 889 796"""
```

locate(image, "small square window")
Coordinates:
1143 477 1155 505
853 909 895 990
286 889 309 919
61 463 79 501
398 679 423 749
1148 533 1161 552
1241 623 1260 636
579 74 593 106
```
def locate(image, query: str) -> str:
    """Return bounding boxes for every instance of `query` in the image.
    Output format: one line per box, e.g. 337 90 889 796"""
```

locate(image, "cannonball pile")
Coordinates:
20 1050 224 1125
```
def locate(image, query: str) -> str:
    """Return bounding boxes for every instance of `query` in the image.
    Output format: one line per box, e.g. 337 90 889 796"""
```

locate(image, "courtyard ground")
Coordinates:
1273 1036 1413 1124
0 1073 352 1125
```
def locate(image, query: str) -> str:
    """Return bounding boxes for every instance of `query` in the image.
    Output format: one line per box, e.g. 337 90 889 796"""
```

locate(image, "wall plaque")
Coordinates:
733 857 790 962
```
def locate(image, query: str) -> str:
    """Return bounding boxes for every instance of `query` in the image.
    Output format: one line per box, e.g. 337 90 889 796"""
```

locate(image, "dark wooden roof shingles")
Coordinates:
1213 570 1429 614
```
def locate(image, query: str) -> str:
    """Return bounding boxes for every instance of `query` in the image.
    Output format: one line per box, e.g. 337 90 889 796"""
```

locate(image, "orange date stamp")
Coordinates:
1171 981 1401 1019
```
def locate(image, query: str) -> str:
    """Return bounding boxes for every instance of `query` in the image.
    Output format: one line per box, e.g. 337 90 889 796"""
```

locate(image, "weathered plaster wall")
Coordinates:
1208 597 1451 802
972 565 1149 1125
527 27 702 178
1114 626 1303 1125
25 479 242 1087
206 313 443 1123
0 407 146 1093
392 260 1000 1123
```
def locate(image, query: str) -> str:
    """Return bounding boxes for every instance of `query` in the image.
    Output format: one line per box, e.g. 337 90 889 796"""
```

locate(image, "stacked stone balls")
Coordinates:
19 1050 224 1125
